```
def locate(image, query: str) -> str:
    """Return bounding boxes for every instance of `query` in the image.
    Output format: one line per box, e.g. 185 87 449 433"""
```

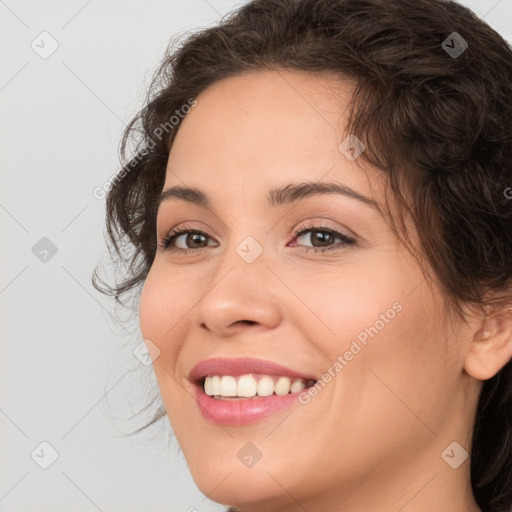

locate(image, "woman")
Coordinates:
94 0 512 510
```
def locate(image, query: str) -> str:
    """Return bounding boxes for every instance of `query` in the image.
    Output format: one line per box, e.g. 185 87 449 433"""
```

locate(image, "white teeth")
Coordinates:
204 376 213 396
219 375 237 397
274 376 291 396
204 376 222 396
211 375 221 396
290 379 306 393
257 376 274 397
203 374 313 398
237 375 258 397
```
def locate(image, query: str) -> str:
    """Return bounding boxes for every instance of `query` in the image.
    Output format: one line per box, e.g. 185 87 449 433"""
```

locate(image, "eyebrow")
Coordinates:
155 181 380 211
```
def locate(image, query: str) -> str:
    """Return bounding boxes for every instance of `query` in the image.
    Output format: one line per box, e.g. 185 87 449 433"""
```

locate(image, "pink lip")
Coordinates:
188 357 318 426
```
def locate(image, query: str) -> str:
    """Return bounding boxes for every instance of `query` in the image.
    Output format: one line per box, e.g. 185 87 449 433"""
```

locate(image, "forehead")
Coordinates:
173 69 351 143
164 69 377 193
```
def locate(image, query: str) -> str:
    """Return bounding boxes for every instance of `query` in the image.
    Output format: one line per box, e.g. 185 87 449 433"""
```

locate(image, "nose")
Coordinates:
193 244 282 338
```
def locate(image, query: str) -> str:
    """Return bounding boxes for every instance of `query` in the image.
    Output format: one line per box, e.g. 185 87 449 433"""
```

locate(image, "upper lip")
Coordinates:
188 357 318 384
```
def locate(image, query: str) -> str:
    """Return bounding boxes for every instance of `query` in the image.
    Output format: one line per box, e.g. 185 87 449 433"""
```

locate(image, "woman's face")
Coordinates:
139 69 480 511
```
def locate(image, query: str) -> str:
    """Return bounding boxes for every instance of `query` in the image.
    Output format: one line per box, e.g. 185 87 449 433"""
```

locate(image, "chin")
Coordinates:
180 437 299 509
191 466 281 507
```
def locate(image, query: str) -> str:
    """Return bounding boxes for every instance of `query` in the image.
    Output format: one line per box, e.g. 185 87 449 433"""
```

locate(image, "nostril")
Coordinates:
237 320 257 326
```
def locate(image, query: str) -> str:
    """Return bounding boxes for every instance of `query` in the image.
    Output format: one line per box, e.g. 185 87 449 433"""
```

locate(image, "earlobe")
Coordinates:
464 311 512 381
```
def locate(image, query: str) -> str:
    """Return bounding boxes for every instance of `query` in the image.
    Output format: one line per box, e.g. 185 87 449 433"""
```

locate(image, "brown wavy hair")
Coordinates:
93 0 512 510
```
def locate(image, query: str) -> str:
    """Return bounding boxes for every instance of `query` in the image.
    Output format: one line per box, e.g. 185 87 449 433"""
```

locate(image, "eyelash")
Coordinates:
159 222 356 255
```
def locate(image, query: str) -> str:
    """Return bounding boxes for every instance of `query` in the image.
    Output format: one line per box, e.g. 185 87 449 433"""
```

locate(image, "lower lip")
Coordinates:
193 384 304 426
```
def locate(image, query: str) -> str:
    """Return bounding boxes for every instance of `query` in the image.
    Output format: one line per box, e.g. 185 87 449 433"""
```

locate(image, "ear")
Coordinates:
464 303 512 381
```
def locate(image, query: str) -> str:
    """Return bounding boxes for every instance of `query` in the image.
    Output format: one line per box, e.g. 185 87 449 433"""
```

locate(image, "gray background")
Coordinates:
1 1 511 511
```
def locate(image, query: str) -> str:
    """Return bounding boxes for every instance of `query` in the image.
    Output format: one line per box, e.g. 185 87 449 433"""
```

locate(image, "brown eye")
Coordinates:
160 225 217 253
290 224 356 253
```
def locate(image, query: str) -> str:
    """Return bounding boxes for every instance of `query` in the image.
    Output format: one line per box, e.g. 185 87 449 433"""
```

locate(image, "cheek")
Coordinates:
338 279 453 435
290 259 451 423
138 265 192 364
138 267 194 424
283 259 414 352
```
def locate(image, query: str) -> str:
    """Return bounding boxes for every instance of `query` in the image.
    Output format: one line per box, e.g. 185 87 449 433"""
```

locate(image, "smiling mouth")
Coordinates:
200 374 317 400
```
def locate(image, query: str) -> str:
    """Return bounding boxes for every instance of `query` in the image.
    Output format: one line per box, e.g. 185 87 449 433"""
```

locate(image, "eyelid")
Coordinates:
290 219 356 240
161 222 216 246
288 222 356 250
159 219 357 254
159 220 213 241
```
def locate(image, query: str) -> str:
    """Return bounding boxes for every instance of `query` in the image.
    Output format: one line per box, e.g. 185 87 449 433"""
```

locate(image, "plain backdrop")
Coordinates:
1 1 511 511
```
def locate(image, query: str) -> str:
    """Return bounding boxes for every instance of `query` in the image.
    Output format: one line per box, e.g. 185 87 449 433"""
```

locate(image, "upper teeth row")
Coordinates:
203 375 313 398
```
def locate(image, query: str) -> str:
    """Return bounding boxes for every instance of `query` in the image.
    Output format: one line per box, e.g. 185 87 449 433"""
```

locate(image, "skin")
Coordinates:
138 69 512 512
